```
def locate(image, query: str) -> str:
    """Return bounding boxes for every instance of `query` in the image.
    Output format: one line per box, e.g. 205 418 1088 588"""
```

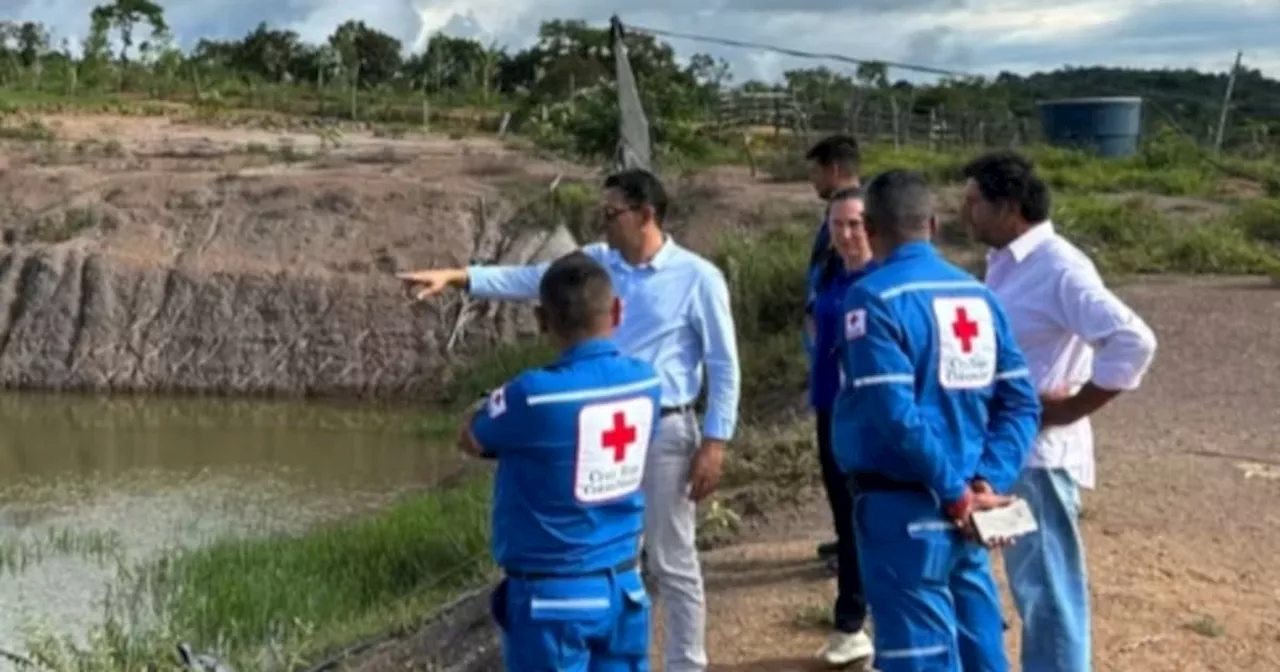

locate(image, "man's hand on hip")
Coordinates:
688 439 726 502
397 268 467 301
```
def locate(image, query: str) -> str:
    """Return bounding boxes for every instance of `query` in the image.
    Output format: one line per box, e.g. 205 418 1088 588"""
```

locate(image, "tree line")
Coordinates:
1 1 1278 158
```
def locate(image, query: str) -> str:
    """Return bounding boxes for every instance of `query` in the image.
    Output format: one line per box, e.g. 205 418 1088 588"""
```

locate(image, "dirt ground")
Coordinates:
679 276 1280 672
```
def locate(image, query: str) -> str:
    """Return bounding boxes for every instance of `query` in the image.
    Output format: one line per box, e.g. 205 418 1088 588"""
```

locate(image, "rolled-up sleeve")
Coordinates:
1055 265 1158 391
692 264 741 442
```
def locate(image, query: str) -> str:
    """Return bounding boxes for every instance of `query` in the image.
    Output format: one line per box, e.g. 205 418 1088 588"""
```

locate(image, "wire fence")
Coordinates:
624 20 1280 158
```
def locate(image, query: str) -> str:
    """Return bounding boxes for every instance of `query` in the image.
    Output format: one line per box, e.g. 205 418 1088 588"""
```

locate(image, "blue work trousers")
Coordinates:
491 566 650 671
1003 467 1091 672
853 489 1008 672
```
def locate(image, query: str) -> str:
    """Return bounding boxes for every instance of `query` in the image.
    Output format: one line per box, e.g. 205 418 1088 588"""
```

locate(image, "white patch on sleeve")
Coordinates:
844 309 867 340
487 386 508 418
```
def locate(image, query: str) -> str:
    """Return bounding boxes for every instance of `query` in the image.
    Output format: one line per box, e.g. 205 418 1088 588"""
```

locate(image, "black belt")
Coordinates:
660 404 694 417
504 556 639 581
849 471 931 495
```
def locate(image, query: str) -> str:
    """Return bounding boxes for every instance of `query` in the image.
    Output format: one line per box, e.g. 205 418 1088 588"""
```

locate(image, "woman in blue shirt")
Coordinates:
804 187 878 666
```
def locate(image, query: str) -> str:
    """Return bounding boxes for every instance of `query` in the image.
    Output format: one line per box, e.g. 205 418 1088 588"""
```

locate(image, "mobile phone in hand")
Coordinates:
971 498 1038 545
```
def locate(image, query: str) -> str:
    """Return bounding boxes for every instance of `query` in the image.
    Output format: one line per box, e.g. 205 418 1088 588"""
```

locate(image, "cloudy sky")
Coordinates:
8 0 1279 86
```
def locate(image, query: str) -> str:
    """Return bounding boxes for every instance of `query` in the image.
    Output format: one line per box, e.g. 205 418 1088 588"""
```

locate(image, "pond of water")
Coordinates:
0 392 457 655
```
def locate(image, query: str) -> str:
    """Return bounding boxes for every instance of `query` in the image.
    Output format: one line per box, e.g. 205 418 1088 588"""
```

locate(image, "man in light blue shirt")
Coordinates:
398 168 741 672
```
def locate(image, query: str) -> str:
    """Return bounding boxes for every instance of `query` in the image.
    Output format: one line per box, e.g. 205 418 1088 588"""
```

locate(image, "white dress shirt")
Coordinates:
984 221 1158 489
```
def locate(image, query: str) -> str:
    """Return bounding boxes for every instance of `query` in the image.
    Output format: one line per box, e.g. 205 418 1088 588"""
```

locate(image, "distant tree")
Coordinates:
90 0 168 64
328 21 402 88
16 21 50 69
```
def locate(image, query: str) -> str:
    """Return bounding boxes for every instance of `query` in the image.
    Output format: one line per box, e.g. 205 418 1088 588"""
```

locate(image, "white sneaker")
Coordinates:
817 629 875 667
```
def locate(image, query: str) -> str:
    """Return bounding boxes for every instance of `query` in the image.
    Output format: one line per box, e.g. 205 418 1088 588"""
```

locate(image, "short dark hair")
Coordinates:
828 185 863 203
805 134 861 176
603 168 669 224
538 251 615 339
862 169 934 241
961 150 1051 223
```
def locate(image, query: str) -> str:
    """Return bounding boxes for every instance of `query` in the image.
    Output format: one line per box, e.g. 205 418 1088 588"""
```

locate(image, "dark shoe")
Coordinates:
816 540 839 558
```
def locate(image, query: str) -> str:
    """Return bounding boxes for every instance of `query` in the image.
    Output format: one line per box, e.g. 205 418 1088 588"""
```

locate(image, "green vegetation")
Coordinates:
19 482 490 670
153 479 490 667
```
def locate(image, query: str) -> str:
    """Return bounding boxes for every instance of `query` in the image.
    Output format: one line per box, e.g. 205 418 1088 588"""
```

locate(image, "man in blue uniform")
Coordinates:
460 250 662 671
831 169 1042 671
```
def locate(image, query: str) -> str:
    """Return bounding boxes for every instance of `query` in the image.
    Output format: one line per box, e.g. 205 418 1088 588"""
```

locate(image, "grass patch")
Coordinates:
758 132 1275 201
793 601 835 630
0 527 125 576
711 221 811 412
27 477 494 669
1053 195 1280 275
1185 614 1225 638
154 477 490 661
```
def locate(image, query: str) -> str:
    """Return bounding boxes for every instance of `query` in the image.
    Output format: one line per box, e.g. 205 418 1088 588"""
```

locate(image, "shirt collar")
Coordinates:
1003 220 1056 263
554 338 619 365
612 235 678 271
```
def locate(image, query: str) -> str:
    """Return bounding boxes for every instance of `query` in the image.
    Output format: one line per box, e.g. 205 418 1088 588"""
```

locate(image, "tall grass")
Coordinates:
150 478 491 663
20 477 493 669
1053 195 1280 275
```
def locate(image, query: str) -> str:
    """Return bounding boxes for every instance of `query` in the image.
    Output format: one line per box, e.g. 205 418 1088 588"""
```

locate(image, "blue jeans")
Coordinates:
491 567 650 671
1003 468 1091 672
854 489 1007 672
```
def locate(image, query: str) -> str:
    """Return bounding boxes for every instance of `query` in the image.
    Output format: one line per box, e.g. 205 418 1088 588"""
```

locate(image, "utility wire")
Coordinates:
621 22 975 79
620 20 1278 187
621 20 1277 114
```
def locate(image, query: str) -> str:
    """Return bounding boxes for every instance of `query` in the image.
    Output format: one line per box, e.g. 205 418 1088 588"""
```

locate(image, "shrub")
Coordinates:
1054 195 1280 275
1228 198 1280 247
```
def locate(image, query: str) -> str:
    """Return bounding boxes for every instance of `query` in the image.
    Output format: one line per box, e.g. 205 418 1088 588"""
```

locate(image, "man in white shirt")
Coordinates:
959 151 1158 672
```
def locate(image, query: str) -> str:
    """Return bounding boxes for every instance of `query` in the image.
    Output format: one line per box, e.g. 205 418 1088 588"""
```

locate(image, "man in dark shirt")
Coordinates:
802 134 863 566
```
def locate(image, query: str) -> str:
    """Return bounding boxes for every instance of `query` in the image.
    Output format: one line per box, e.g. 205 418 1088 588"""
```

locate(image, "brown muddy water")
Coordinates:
0 392 456 656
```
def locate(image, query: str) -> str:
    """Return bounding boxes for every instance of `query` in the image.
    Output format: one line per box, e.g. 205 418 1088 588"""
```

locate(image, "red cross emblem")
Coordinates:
951 307 979 353
600 411 637 463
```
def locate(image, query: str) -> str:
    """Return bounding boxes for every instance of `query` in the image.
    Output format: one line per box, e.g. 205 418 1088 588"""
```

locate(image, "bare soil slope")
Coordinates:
0 115 812 396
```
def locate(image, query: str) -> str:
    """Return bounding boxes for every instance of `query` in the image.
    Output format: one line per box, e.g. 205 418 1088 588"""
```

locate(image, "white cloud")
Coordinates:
4 0 1277 83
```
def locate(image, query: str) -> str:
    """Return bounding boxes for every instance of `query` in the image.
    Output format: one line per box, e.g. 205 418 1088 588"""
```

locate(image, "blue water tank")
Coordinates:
1035 96 1143 158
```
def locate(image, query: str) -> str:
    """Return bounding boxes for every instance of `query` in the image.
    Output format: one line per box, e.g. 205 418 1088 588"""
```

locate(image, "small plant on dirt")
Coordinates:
31 206 116 243
699 498 743 537
793 601 835 630
315 124 344 150
0 118 56 142
274 139 307 163
1186 614 1225 638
